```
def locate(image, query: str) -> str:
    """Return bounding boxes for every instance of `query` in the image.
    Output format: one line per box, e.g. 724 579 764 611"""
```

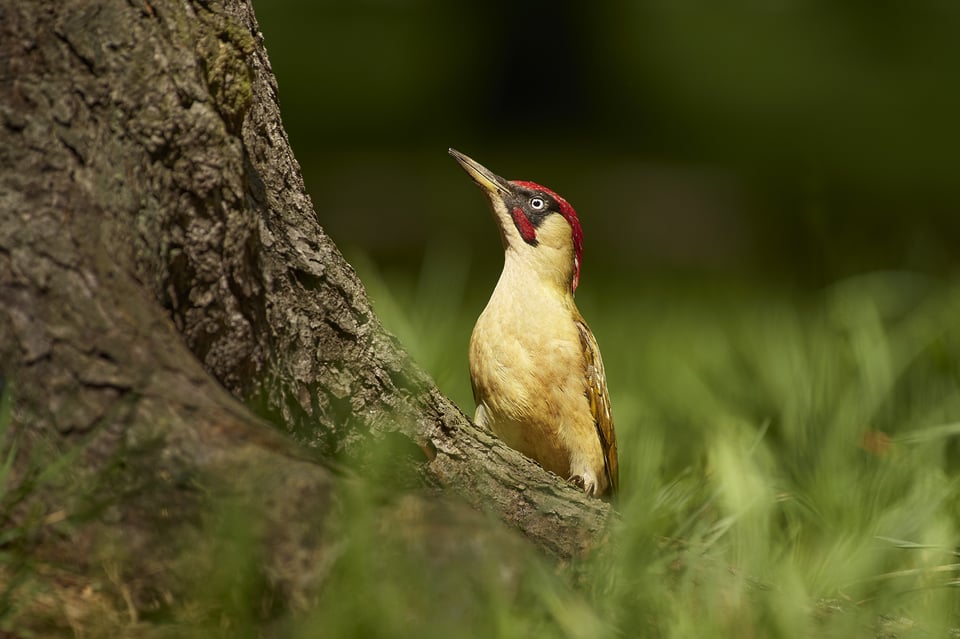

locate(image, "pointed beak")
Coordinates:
448 148 512 198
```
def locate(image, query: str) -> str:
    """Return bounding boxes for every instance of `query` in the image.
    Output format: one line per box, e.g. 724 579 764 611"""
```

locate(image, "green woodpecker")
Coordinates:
449 149 619 497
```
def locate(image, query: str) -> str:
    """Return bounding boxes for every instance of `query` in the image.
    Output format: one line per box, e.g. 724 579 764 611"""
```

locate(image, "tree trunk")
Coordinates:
0 0 611 627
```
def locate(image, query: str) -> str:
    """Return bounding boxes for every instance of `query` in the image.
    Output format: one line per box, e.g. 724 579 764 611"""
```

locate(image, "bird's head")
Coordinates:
449 148 584 294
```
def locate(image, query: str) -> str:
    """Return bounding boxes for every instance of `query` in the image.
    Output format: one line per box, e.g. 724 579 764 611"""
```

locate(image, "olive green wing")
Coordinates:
576 317 619 494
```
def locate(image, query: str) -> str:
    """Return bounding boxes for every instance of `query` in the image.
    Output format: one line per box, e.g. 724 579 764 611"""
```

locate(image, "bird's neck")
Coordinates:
493 246 576 308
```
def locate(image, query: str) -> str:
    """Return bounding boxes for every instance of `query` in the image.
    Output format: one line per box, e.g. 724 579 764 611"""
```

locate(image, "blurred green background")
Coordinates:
255 0 960 410
245 2 960 636
256 0 959 282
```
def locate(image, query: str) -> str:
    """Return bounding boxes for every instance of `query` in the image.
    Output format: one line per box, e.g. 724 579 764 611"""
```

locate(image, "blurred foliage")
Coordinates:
256 0 960 283
348 267 960 638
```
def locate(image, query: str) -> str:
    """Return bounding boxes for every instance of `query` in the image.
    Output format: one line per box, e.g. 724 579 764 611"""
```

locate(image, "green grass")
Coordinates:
354 253 960 638
4 257 960 637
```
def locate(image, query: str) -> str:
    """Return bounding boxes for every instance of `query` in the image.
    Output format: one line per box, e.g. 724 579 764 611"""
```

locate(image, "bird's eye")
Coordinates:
530 197 545 210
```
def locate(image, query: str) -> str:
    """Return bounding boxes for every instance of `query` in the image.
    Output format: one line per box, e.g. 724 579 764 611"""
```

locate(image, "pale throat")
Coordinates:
497 243 577 304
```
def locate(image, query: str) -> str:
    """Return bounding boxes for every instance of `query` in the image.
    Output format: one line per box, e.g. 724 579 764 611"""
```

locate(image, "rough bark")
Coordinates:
0 0 611 624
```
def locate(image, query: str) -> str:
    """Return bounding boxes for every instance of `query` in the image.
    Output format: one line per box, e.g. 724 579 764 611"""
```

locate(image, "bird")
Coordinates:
449 149 619 497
